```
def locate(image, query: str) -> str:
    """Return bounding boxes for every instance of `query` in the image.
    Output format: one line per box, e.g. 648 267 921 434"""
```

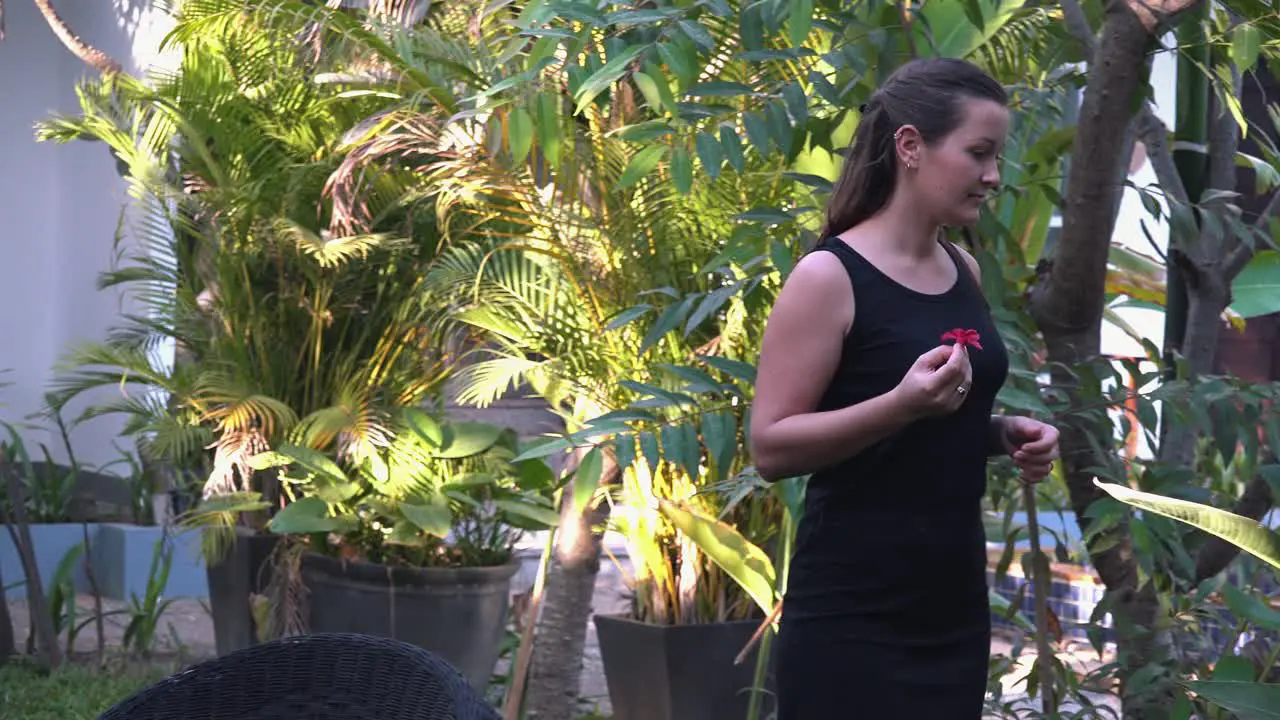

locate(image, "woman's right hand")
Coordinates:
892 343 973 419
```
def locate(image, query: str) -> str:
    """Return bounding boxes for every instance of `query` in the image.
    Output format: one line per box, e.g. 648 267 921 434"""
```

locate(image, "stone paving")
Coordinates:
6 550 1119 719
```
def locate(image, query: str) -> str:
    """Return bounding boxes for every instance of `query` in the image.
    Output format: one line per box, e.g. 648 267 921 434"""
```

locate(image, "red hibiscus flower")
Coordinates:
941 328 983 350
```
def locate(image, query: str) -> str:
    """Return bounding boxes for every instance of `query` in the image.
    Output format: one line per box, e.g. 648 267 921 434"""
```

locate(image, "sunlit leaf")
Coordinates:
1093 479 1280 570
657 499 776 616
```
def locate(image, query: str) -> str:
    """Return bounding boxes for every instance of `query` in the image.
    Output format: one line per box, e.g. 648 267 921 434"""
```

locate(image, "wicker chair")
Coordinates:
97 633 502 720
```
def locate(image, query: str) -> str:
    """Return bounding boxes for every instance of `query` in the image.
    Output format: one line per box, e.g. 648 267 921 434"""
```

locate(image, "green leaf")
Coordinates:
508 107 534 164
606 304 653 331
623 379 696 409
401 495 453 537
635 431 658 471
404 408 443 446
615 434 637 473
720 126 745 173
684 284 737 335
736 208 793 225
434 421 503 459
512 436 575 462
685 81 756 97
696 130 723 179
275 443 348 482
657 499 777 616
1232 250 1280 318
788 0 813 47
632 72 667 114
618 145 669 189
494 499 561 528
1232 23 1263 72
574 45 647 115
1222 583 1280 631
1093 479 1280 570
701 410 737 482
657 363 723 394
678 19 715 51
268 497 345 535
1236 152 1279 193
573 447 604 514
743 112 772 155
640 296 694 354
536 93 562 169
1181 681 1280 720
657 42 695 90
698 355 757 383
740 3 764 51
671 146 693 194
613 120 674 143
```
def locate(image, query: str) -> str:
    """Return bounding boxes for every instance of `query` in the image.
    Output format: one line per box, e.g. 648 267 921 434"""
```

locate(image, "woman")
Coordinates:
750 58 1061 718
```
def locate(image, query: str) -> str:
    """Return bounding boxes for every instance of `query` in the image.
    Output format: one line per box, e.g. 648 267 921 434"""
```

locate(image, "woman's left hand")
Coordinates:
998 416 1060 483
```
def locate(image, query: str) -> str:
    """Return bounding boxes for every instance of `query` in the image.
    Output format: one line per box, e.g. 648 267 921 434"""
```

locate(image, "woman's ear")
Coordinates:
893 124 922 169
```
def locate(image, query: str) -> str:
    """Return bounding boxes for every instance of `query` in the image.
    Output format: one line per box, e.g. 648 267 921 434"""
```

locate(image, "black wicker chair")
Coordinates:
97 633 502 720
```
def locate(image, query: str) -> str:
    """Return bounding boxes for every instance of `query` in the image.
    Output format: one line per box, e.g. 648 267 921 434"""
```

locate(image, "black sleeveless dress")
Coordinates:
772 236 1009 719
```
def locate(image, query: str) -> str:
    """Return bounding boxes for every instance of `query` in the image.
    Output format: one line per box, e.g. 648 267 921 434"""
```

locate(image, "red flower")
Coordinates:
941 328 983 350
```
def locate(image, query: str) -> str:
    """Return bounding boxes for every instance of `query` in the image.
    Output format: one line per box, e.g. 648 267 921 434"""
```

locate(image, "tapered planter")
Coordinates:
204 527 280 656
300 552 519 691
594 613 777 720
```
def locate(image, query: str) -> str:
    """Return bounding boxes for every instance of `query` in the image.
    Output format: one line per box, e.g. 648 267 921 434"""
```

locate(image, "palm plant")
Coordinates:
35 2 458 560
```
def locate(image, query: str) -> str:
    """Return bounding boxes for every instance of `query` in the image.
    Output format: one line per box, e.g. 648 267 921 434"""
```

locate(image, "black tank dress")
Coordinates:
773 236 1009 719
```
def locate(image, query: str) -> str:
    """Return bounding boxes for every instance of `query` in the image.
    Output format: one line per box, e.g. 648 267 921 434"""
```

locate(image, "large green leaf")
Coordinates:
432 421 503 459
1182 681 1280 720
657 499 776 616
400 494 453 537
917 0 1026 58
574 45 647 114
1093 479 1280 570
269 497 351 534
1231 250 1280 318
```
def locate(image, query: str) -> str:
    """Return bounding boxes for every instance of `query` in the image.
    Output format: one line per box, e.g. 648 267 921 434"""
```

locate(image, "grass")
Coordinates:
0 659 170 719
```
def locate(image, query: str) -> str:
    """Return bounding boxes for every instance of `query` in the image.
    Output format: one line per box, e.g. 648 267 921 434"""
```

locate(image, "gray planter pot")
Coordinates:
300 552 519 691
594 613 778 720
204 527 280 657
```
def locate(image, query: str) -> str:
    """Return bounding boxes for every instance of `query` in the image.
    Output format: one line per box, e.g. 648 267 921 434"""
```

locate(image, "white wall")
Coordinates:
0 0 174 467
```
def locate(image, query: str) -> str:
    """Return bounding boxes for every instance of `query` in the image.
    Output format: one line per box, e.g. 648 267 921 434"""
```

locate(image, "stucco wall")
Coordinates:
0 0 175 467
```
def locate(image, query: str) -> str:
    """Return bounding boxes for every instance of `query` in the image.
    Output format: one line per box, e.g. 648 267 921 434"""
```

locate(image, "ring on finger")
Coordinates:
955 384 969 396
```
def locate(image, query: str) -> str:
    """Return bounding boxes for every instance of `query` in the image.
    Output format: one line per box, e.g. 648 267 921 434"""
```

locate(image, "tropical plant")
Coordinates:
1096 478 1280 719
35 2 459 560
252 412 559 569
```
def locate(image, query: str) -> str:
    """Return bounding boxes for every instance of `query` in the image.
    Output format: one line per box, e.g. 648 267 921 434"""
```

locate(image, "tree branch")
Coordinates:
1061 0 1098 57
1207 67 1243 198
32 0 122 75
1225 189 1280 279
1136 104 1189 206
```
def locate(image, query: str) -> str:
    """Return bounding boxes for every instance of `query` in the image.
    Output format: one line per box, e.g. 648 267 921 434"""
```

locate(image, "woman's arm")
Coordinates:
749 251 965 481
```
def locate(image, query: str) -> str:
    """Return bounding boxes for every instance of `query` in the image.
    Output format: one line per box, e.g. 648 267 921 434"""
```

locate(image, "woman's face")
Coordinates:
906 97 1009 226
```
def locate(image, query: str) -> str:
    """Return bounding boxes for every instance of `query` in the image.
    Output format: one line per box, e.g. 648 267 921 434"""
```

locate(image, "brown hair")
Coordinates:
820 58 1007 239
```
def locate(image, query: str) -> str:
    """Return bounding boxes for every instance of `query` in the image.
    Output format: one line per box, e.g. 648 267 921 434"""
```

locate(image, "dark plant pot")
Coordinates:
204 527 280 656
594 613 777 720
300 552 518 691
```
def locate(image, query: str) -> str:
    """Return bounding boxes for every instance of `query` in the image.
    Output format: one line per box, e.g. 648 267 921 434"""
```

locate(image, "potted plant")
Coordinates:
252 409 558 691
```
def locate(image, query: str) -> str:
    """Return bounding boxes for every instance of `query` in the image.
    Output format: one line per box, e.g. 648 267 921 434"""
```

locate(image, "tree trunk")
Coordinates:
2 458 62 668
31 0 122 74
524 460 617 720
1028 4 1177 717
0 553 14 664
